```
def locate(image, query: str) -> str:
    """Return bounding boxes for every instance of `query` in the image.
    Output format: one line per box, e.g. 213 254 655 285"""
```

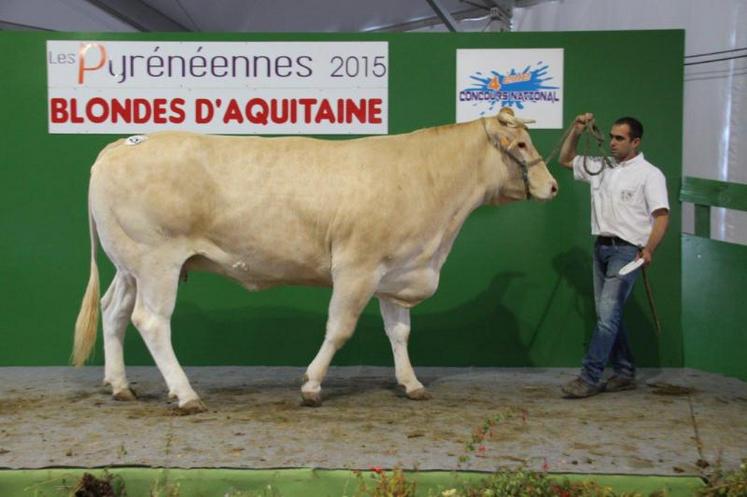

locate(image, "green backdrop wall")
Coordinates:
0 31 683 368
682 235 747 380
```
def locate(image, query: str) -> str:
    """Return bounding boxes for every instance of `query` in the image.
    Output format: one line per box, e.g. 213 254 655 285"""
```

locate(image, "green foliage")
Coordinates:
698 461 747 497
434 469 654 497
461 409 528 463
225 484 282 497
148 470 180 497
353 468 417 497
37 461 747 497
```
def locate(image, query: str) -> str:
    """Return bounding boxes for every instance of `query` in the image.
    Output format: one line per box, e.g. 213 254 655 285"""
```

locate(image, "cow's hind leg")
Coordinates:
378 298 429 400
131 259 205 414
302 272 378 406
101 271 137 401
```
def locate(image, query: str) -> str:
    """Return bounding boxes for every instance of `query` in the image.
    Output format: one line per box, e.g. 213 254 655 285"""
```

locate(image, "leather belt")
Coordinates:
596 235 635 246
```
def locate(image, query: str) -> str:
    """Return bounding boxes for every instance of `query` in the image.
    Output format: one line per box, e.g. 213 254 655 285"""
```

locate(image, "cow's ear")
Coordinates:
496 107 514 126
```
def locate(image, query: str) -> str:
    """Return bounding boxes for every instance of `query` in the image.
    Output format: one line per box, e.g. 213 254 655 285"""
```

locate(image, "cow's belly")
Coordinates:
183 244 333 291
376 266 440 307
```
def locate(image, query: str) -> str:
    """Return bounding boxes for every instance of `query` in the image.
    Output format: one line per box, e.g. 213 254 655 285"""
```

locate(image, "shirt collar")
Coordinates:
617 152 644 167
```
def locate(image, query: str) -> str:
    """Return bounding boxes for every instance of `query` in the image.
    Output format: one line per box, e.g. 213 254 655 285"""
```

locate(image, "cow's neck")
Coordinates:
407 120 499 270
413 119 495 201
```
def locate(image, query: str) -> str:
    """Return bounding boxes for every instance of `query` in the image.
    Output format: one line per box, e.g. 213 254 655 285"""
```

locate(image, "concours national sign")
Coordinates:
456 48 563 129
46 41 389 134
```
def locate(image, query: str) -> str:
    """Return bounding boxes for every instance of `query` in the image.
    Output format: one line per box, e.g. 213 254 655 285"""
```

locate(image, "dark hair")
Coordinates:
613 117 643 140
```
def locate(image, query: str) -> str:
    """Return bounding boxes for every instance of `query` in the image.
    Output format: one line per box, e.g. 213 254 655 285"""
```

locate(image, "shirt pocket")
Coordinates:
618 184 643 205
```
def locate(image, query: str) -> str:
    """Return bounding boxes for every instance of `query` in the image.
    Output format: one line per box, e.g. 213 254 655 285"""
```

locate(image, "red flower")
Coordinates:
370 466 383 474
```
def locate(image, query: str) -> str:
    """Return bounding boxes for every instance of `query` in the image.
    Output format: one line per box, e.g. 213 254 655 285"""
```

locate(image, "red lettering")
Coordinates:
337 99 345 122
169 98 186 124
133 98 151 124
152 98 168 124
111 98 131 123
270 99 289 123
69 98 84 123
52 97 190 126
195 99 214 124
245 99 268 125
86 97 109 123
346 99 366 124
77 43 107 84
299 98 316 124
50 98 69 123
315 99 335 124
223 99 243 124
368 99 382 124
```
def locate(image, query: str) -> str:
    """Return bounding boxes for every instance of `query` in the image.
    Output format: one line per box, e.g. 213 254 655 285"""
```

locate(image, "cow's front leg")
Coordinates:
302 272 377 406
101 271 137 401
378 298 429 400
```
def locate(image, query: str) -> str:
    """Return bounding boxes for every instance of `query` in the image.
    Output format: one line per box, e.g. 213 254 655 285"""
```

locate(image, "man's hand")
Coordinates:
637 247 653 267
559 112 595 168
573 112 594 134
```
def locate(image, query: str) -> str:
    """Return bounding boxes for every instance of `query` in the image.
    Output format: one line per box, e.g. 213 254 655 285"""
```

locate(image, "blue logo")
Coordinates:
459 62 560 114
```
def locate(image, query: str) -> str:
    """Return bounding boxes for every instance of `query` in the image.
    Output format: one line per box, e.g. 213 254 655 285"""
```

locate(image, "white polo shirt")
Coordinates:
573 153 669 247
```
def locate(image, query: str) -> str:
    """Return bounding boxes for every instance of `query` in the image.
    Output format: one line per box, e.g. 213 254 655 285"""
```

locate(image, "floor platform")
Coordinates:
0 367 745 475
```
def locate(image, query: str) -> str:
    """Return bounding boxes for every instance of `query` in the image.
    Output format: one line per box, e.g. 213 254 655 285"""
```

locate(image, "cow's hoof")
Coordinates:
178 399 207 414
113 387 137 402
406 387 431 401
301 391 322 407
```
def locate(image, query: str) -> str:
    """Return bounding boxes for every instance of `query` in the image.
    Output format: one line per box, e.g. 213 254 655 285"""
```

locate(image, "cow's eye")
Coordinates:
517 142 526 149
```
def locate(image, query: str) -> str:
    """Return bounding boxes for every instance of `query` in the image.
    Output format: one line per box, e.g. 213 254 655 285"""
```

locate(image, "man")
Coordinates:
558 113 669 398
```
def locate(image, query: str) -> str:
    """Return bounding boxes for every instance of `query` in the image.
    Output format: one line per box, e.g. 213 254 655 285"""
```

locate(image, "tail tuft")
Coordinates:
72 261 100 366
72 189 101 367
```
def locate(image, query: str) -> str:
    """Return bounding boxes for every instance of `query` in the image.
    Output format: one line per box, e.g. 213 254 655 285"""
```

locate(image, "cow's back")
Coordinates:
89 126 481 287
92 132 399 238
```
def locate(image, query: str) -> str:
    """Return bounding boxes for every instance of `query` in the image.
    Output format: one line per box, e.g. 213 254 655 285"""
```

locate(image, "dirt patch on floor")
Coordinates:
648 383 696 396
1 367 745 474
0 397 46 417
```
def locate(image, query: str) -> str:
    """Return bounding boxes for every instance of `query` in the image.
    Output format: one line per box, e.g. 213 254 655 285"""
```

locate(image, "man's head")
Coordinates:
609 116 643 163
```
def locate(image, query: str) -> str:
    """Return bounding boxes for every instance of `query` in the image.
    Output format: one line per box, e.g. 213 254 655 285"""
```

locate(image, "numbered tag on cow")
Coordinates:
124 135 147 146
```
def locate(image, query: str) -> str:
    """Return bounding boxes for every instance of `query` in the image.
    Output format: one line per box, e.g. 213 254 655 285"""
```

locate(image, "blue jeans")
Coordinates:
580 240 641 386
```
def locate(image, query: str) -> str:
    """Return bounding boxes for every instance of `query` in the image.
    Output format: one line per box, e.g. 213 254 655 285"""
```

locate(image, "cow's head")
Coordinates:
485 108 558 202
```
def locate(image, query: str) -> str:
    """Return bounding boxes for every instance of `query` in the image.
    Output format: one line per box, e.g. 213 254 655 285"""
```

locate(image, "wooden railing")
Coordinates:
680 177 747 238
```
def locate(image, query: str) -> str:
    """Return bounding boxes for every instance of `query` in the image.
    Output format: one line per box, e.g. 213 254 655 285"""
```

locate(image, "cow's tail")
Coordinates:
72 189 100 367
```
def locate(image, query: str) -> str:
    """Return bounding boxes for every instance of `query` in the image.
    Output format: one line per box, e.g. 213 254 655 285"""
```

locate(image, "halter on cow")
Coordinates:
482 108 545 199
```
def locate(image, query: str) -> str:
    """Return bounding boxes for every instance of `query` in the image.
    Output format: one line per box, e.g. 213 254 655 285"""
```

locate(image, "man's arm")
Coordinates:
638 208 669 266
559 112 594 169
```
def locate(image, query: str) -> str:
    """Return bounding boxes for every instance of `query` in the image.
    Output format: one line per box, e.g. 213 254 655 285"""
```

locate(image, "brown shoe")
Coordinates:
604 375 636 392
561 377 602 398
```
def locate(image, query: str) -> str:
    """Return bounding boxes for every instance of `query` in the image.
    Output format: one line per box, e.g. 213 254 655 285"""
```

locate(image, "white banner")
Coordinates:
456 48 563 129
46 41 389 134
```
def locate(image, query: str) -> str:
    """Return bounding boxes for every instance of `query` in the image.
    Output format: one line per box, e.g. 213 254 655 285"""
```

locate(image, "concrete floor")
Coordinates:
0 366 745 475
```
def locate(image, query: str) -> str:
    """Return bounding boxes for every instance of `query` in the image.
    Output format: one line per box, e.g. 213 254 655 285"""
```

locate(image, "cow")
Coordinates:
73 107 558 413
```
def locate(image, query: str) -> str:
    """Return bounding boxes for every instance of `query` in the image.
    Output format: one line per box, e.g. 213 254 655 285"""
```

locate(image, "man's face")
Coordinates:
609 123 640 162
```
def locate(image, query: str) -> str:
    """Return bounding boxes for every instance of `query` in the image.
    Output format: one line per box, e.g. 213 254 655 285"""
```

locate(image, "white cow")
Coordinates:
73 107 558 413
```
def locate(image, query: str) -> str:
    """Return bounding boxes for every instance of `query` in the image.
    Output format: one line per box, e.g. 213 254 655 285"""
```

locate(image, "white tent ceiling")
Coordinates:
0 0 527 33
